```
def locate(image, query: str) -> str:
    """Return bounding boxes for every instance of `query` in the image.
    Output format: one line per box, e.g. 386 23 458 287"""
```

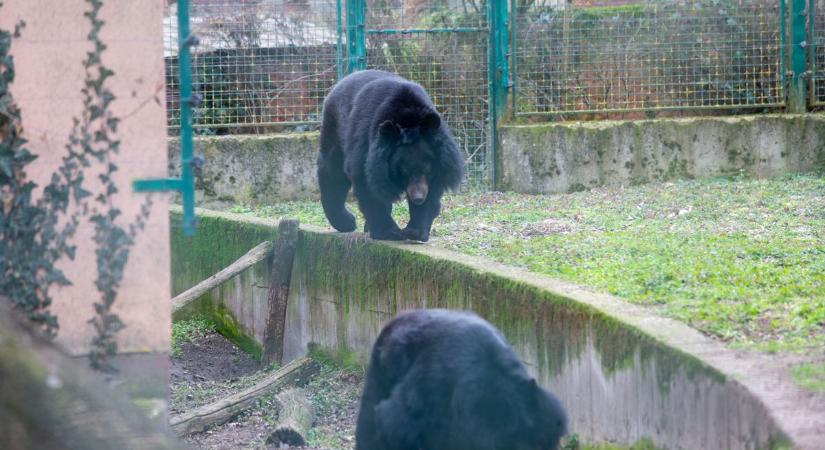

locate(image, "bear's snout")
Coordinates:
406 177 428 205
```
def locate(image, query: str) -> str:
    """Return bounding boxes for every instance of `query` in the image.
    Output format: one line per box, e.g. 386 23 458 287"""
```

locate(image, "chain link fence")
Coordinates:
512 0 786 118
364 2 490 188
812 0 825 106
165 0 816 187
164 0 340 135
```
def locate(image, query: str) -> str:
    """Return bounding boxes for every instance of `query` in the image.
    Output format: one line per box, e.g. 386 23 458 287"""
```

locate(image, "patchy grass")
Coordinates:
303 348 365 450
563 434 662 450
791 362 825 393
234 173 825 353
171 317 216 357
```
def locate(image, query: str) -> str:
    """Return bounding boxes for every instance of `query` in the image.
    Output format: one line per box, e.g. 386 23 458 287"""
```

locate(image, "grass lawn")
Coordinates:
230 173 825 353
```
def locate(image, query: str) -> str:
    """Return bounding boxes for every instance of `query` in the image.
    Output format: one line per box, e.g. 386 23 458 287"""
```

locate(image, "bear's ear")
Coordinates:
421 112 441 132
379 120 400 141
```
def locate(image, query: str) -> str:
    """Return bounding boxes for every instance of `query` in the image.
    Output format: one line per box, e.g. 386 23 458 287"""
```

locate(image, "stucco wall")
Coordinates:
2 1 170 355
499 114 825 194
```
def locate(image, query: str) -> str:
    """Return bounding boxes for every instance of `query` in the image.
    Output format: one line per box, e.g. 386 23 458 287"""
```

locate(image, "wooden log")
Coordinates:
266 388 314 447
0 301 182 450
261 219 300 365
171 240 273 314
169 356 319 436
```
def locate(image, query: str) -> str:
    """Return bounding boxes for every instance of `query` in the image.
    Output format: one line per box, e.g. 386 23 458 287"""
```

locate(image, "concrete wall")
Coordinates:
169 133 319 205
2 1 170 356
499 114 825 194
171 115 825 203
170 208 822 450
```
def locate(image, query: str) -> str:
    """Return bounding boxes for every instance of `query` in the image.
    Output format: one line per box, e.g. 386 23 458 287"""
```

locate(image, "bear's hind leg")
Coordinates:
318 160 356 232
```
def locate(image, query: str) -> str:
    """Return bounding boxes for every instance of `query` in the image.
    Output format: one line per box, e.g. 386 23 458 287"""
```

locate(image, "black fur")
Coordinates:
317 70 464 241
355 309 568 450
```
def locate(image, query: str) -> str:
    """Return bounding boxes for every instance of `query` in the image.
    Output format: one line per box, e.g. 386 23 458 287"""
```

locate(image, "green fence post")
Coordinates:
789 0 808 113
808 0 816 104
509 0 518 119
336 0 343 80
488 0 508 189
133 0 197 236
346 0 366 73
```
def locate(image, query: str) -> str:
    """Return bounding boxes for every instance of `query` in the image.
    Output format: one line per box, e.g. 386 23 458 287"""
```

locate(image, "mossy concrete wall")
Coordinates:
169 208 815 449
169 133 319 205
499 115 825 194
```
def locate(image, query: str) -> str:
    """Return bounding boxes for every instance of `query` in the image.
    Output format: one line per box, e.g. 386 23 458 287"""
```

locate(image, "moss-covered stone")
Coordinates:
500 114 825 194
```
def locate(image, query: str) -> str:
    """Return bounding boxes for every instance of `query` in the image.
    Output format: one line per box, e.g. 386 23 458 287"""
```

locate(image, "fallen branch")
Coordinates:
170 357 320 436
267 388 314 447
171 241 273 314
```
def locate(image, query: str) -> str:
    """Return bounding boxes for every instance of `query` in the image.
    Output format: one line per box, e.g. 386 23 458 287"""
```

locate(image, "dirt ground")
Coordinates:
170 331 363 450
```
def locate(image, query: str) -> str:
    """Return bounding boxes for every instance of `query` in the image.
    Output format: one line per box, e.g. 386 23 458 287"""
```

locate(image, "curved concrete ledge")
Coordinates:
170 206 824 449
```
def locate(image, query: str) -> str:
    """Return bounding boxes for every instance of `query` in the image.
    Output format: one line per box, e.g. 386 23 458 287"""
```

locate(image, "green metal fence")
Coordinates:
163 0 824 189
812 0 825 106
360 1 493 188
511 0 787 118
164 0 341 134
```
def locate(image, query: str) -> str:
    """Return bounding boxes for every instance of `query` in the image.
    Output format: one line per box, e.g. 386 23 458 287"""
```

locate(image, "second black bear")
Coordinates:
355 309 568 450
317 70 464 242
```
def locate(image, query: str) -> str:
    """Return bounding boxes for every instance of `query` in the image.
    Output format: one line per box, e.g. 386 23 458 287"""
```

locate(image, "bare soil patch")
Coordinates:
171 331 362 450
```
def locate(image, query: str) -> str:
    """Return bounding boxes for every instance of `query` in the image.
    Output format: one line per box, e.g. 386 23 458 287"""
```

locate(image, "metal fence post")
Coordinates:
789 0 809 113
346 0 366 73
336 0 343 80
488 0 508 189
134 0 197 236
509 0 518 119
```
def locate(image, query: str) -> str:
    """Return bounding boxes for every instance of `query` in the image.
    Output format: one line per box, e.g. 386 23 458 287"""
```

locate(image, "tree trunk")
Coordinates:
267 388 314 447
0 300 182 450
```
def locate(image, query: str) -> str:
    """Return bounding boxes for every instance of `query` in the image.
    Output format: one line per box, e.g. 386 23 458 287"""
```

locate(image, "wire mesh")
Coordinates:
365 1 491 188
812 0 825 106
513 0 785 117
164 0 340 135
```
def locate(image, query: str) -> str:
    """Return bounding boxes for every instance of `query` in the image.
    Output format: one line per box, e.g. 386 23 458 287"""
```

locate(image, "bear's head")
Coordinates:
377 111 442 205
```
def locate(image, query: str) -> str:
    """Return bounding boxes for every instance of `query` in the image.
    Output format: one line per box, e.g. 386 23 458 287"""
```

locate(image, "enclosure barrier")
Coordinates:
170 207 825 450
812 0 825 106
163 0 825 188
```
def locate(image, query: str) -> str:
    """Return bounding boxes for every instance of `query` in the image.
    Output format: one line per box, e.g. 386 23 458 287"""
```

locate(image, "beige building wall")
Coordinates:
1 0 170 356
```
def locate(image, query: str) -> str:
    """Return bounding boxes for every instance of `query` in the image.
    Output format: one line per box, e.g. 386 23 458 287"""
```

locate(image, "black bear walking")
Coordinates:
317 70 465 241
355 309 568 450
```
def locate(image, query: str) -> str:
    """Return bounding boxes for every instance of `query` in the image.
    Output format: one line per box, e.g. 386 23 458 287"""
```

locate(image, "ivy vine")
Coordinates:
0 0 152 372
79 0 153 372
1 11 78 338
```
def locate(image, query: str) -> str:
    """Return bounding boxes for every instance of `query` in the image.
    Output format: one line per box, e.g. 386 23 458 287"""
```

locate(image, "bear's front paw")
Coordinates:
369 227 406 241
329 211 356 233
401 227 429 242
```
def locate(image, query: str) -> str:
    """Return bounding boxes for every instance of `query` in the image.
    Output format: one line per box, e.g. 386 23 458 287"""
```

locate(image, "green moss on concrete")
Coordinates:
574 436 661 450
295 230 720 387
308 342 367 372
791 362 825 393
170 210 276 359
170 211 277 297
